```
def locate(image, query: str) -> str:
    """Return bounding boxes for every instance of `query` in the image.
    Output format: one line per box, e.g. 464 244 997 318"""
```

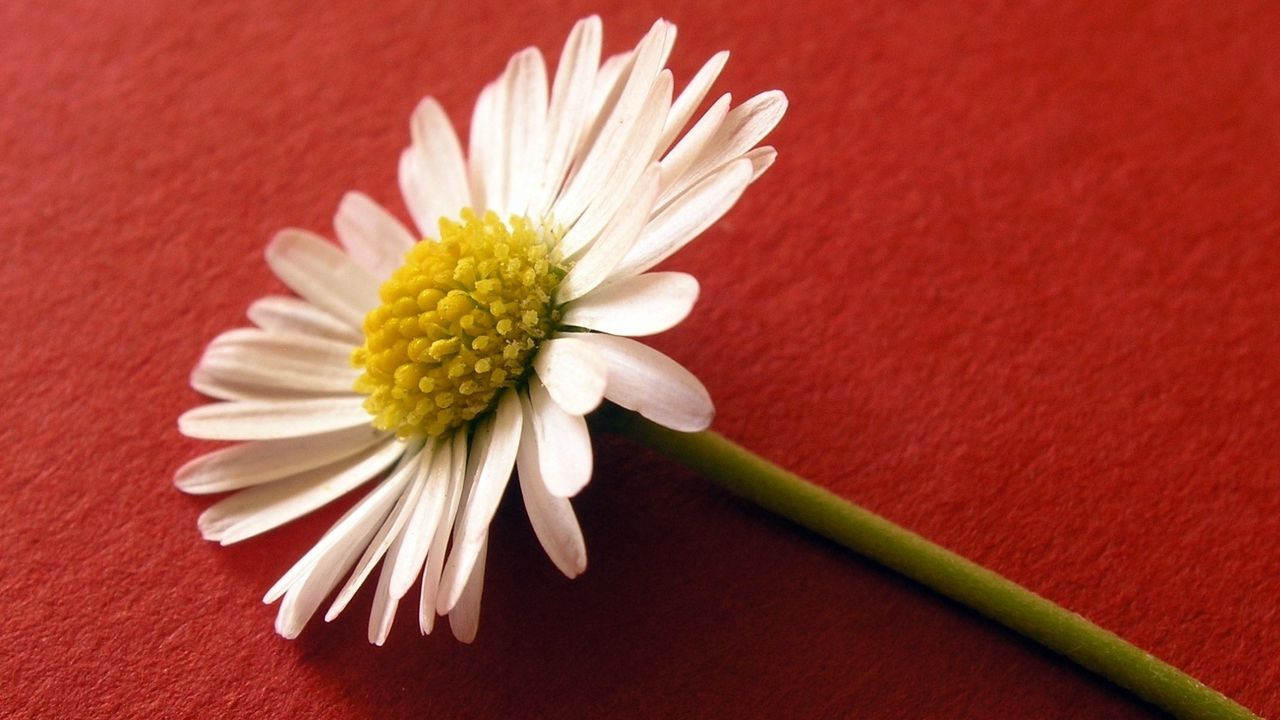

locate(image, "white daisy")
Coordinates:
175 16 786 645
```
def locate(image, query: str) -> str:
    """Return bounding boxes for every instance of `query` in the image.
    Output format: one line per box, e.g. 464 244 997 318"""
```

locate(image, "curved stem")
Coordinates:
612 413 1257 720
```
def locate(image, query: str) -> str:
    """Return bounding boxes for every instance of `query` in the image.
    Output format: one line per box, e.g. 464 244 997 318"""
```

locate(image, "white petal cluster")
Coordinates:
177 16 786 644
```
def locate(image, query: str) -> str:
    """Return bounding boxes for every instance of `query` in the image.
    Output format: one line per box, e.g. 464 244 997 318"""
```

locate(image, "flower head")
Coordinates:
176 16 786 644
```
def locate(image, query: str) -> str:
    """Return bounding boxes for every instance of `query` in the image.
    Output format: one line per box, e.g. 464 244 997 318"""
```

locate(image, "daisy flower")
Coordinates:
175 16 786 644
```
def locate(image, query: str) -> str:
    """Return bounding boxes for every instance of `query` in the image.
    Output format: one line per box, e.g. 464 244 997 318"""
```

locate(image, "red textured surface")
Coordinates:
3 1 1278 717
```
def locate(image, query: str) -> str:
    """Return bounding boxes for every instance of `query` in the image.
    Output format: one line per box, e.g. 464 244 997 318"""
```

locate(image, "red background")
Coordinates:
3 1 1278 717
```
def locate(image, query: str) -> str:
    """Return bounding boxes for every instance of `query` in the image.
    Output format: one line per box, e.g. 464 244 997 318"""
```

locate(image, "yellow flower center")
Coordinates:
352 209 566 438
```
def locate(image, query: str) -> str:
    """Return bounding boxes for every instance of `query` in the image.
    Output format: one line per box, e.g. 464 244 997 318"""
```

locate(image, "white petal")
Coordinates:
437 390 522 613
656 22 678 70
174 425 387 495
193 352 357 400
556 164 659 303
526 380 593 498
367 529 407 645
265 229 380 328
447 534 487 644
178 397 371 441
400 97 470 236
531 336 607 415
333 191 415 280
367 455 430 646
247 296 362 344
193 328 358 399
399 152 446 240
467 82 504 216
557 71 672 259
366 436 453 644
517 391 587 576
655 50 729 157
189 368 303 403
389 442 454 599
588 23 676 145
562 271 699 337
501 48 549 217
658 93 730 195
263 468 402 604
420 432 468 634
274 517 378 640
555 20 674 227
268 468 410 636
323 444 429 621
576 333 714 432
744 145 777 181
613 157 753 278
533 15 602 215
409 99 471 205
207 327 352 365
659 89 787 206
578 50 632 156
198 438 406 545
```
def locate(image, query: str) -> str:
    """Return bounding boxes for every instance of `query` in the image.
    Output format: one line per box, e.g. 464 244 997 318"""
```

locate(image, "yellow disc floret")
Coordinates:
352 209 566 438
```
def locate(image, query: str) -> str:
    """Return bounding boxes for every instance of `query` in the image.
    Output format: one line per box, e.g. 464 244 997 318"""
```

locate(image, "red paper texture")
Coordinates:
3 1 1278 717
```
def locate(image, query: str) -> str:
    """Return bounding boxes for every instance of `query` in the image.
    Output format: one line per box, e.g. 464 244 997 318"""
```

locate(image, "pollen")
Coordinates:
353 209 566 438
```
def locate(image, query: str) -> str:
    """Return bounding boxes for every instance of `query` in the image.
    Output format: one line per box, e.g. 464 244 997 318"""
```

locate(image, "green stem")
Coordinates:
613 413 1257 720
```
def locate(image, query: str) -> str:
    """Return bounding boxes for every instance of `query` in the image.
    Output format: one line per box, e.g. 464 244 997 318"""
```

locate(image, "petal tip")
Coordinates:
264 228 299 260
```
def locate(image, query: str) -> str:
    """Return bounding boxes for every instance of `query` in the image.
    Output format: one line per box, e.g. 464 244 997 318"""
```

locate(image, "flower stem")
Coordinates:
612 413 1257 720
